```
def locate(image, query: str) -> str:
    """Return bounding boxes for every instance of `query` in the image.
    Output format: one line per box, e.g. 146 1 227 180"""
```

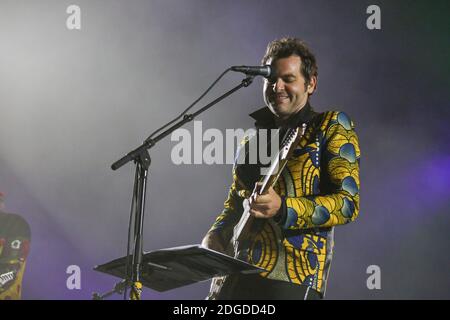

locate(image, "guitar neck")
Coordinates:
258 151 282 193
232 125 306 247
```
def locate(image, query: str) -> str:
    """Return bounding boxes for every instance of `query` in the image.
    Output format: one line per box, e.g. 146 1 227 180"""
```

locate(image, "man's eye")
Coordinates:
266 78 276 85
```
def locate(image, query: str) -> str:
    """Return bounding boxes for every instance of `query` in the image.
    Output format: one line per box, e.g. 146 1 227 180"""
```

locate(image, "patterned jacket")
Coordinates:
208 102 360 296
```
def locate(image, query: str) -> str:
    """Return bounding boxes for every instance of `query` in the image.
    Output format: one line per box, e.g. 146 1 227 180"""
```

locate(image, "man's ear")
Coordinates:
307 76 317 94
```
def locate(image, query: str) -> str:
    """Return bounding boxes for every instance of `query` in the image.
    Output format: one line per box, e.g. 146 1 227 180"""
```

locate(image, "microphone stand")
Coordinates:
96 75 254 300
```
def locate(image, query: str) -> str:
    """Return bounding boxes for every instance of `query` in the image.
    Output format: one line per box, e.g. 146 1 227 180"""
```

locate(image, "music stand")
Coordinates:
99 75 255 299
94 244 265 293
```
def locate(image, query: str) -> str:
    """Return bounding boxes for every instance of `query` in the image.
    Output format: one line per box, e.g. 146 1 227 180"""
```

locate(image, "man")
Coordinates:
202 37 360 300
0 192 31 300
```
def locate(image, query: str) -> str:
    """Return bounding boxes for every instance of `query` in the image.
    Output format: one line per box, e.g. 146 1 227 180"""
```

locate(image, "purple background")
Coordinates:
0 0 449 299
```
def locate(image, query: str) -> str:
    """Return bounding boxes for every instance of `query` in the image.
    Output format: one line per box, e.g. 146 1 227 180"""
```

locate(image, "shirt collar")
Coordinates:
249 101 316 129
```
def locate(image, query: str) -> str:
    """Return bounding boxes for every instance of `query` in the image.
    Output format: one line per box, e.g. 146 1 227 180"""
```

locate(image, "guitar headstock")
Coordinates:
280 123 307 160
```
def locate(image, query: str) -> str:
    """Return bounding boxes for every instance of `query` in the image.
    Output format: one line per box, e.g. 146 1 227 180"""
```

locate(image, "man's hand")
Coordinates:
201 231 225 253
249 182 282 219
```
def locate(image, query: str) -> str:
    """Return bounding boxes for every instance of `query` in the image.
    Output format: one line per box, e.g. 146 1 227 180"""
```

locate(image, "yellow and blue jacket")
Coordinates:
208 102 360 296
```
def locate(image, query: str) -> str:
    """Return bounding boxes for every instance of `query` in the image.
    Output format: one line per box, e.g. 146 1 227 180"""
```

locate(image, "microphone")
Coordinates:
231 65 273 78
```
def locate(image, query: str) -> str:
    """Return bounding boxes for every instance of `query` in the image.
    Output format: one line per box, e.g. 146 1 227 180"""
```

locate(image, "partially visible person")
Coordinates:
0 192 31 300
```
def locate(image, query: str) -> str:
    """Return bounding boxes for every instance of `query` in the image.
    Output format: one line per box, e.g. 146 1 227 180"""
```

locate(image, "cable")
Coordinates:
145 68 231 141
121 68 232 300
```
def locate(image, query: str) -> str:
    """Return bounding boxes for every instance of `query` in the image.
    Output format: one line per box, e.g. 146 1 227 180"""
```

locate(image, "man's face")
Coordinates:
263 55 315 121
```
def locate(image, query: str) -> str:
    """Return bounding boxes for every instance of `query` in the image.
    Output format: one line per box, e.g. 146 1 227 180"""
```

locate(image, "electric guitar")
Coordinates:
207 123 307 300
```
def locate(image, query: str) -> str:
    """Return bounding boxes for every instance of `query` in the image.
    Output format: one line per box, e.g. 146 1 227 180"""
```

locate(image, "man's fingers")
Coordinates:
253 182 269 195
251 202 270 211
249 208 265 218
252 193 272 204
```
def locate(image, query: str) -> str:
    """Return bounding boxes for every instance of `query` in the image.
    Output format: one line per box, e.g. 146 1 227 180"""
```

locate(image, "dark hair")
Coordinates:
262 37 318 88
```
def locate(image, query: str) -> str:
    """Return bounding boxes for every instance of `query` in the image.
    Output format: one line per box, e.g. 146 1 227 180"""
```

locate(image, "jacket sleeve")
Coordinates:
278 111 360 230
207 169 244 247
206 133 257 247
